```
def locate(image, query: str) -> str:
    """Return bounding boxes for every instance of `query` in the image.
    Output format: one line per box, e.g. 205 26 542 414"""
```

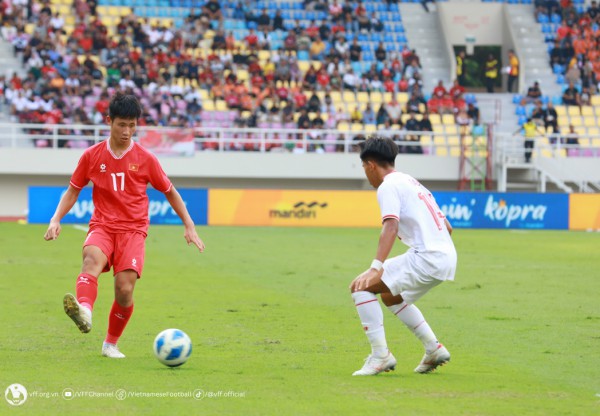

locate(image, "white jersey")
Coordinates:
377 171 456 280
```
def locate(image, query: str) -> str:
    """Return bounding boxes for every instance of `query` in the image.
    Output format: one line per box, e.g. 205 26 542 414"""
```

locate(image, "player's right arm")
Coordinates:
44 185 81 241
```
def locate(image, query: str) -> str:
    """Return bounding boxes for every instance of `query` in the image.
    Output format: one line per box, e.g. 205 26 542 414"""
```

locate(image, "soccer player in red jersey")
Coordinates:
44 93 205 358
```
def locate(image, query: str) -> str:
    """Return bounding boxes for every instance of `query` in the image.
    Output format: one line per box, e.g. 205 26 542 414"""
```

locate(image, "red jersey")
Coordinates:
70 140 172 234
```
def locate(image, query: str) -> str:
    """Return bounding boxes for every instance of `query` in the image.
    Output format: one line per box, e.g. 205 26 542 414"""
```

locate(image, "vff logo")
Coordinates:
5 384 28 406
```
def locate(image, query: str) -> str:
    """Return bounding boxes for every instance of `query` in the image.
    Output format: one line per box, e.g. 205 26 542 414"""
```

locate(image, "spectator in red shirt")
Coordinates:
449 79 465 100
397 76 409 92
427 95 441 114
95 92 110 116
245 28 259 51
317 69 330 90
383 77 395 93
432 80 447 99
293 89 308 110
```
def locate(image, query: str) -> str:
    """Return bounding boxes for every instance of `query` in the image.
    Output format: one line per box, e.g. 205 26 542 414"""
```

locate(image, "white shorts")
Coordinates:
381 252 448 304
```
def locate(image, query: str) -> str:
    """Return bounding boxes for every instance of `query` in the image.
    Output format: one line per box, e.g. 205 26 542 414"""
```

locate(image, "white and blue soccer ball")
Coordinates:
153 328 192 367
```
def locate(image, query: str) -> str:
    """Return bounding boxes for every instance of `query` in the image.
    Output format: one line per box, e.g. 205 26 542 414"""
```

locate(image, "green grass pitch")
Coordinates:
1 222 599 415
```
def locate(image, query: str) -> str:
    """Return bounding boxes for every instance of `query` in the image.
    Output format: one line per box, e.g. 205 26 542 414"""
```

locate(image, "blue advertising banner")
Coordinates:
433 192 569 230
28 187 208 225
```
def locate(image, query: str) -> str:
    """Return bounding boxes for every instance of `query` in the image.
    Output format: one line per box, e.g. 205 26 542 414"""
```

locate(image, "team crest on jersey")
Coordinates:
129 163 139 171
100 163 106 173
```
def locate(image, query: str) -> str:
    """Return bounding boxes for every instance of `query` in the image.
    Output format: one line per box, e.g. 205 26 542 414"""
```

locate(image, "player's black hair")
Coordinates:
108 92 142 120
359 136 398 166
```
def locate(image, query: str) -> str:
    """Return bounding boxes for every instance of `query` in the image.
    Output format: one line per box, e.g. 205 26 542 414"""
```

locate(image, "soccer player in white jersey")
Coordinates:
350 136 457 376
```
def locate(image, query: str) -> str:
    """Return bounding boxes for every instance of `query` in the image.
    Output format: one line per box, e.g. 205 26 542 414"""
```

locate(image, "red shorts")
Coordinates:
83 226 146 278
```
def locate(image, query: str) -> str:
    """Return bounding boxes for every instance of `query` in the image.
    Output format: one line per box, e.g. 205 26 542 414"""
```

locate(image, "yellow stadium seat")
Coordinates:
351 123 364 132
429 113 441 125
397 93 409 103
258 50 271 62
442 114 455 125
330 91 342 103
569 117 582 127
445 125 458 134
581 106 594 116
337 122 350 132
447 135 460 146
567 106 581 117
107 6 120 16
554 105 567 116
540 149 553 158
343 91 356 103
594 106 600 117
584 116 597 127
215 100 228 111
370 91 383 104
436 147 448 156
383 92 393 103
450 147 461 157
365 124 377 133
357 92 370 104
432 125 444 133
575 127 587 136
236 69 249 82
587 128 599 137
297 61 310 73
202 100 215 111
557 116 569 127
433 136 446 145
591 95 600 106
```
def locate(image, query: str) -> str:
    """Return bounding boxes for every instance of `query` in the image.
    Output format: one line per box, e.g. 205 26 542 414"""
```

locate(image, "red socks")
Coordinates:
105 301 134 345
76 273 98 311
76 274 134 345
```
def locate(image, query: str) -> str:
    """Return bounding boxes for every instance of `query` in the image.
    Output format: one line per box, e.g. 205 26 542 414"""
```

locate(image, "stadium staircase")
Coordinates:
0 40 30 147
506 5 560 98
399 2 451 93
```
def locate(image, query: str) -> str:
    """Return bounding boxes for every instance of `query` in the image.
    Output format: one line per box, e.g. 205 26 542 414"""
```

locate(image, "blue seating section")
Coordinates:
97 0 412 66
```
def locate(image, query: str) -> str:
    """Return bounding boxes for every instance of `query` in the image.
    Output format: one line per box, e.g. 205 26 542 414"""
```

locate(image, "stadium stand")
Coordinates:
0 0 479 154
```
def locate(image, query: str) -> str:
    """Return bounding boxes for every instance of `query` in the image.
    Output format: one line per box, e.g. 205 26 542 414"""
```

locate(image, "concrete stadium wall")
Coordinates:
0 149 460 217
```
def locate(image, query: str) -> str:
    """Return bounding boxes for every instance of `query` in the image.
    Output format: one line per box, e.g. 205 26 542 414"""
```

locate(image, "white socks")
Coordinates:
387 301 439 354
352 291 388 358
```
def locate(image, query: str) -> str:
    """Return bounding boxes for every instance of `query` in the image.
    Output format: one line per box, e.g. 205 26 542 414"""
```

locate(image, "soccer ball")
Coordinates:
153 328 192 367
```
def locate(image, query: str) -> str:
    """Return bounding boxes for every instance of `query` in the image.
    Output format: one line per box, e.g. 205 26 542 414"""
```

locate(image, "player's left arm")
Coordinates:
164 186 205 253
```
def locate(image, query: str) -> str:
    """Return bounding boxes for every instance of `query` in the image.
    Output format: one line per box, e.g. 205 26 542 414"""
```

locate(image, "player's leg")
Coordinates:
350 275 397 376
102 270 137 358
64 231 111 334
102 232 144 358
379 254 450 373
